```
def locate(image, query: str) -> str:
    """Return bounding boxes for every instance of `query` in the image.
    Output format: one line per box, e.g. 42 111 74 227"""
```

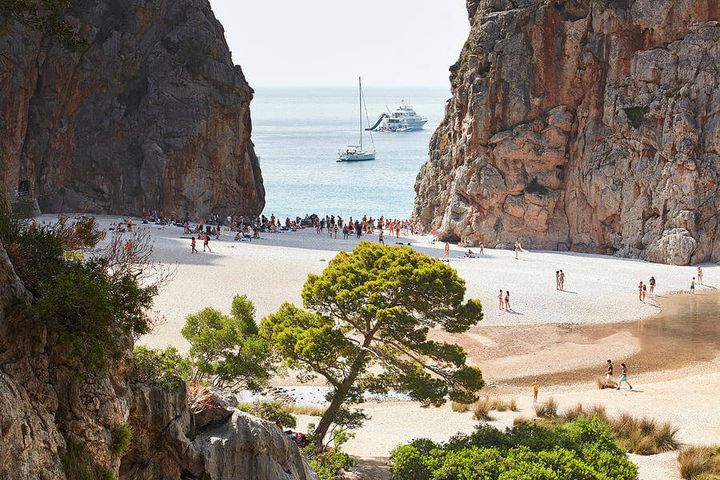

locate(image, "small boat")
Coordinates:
366 100 428 132
338 77 375 162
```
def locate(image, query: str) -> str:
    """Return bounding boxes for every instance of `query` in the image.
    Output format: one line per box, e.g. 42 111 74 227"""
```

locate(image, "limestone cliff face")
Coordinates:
414 0 720 265
0 0 264 219
0 240 315 480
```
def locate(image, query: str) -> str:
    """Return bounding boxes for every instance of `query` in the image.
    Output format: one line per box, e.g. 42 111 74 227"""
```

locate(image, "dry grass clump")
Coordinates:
473 397 493 421
611 413 679 454
451 401 471 413
596 377 618 389
534 397 558 418
284 404 325 416
558 403 679 455
452 397 518 419
678 446 720 479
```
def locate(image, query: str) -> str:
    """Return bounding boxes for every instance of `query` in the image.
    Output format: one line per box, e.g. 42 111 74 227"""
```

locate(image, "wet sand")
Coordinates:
443 290 720 387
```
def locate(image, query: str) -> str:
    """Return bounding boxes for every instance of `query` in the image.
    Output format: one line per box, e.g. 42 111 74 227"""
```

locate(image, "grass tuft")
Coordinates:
678 446 720 479
534 397 558 418
110 423 133 457
596 377 618 389
473 397 493 421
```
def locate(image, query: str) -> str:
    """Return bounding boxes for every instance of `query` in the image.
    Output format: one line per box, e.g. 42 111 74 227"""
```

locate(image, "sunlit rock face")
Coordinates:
414 0 720 265
0 0 264 220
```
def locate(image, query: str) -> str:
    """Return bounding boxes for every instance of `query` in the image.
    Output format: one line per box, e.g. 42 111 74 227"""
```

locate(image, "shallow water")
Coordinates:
625 290 720 371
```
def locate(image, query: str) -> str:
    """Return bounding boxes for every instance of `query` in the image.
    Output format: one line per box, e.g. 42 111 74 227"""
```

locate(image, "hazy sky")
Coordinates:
209 1 470 87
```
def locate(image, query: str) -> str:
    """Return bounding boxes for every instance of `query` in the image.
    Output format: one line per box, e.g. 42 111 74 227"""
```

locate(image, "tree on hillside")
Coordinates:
0 0 85 48
260 242 484 448
182 295 274 391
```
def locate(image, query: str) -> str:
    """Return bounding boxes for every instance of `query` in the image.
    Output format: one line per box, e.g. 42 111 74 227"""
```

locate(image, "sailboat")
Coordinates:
337 77 376 162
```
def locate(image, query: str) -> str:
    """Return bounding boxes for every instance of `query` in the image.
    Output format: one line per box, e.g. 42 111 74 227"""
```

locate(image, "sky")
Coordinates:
209 0 470 87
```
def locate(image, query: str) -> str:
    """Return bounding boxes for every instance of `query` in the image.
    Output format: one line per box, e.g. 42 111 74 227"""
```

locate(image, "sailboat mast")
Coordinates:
359 76 362 151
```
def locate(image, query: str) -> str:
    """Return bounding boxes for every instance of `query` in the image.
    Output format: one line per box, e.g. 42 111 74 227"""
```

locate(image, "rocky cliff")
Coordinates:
0 239 315 480
414 0 720 265
0 0 264 219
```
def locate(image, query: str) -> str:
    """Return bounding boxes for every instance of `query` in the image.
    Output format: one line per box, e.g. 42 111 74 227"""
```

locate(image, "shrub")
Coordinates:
132 346 190 386
389 418 638 480
61 438 116 480
183 295 274 390
610 413 679 455
624 106 649 129
237 402 297 429
110 424 133 457
678 446 720 479
534 397 558 418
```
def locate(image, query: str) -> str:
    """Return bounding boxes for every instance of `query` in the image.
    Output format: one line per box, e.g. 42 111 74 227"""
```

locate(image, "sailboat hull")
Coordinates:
337 152 376 162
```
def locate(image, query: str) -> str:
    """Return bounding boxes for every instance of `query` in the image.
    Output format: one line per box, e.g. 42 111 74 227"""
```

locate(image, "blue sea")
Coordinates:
252 86 450 220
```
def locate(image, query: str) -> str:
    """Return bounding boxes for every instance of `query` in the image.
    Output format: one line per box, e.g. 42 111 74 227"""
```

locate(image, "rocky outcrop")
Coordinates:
0 240 315 480
414 0 720 265
0 0 264 220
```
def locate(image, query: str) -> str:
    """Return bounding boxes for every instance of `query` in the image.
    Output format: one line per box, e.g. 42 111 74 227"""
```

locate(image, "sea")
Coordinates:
252 86 450 221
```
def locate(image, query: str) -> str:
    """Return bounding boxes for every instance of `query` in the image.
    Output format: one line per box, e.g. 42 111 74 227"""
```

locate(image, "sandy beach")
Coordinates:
48 215 720 480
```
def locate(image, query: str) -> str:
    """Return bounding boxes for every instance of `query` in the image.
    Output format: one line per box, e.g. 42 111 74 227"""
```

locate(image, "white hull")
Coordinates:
337 151 376 162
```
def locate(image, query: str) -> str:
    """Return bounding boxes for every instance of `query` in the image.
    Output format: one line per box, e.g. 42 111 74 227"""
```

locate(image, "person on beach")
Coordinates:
556 271 560 290
638 281 645 302
203 234 211 253
698 266 703 285
514 241 520 259
498 290 504 310
479 242 484 255
649 276 656 296
464 248 475 258
617 363 633 390
191 236 197 254
605 360 614 386
690 277 696 294
559 270 565 291
443 242 450 262
504 291 511 311
642 283 647 300
532 378 540 402
379 230 385 245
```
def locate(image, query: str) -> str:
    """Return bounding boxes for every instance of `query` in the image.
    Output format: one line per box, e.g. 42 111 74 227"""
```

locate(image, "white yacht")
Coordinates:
338 77 376 162
367 101 428 132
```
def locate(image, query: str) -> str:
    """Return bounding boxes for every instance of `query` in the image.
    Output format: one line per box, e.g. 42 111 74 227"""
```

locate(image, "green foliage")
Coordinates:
261 242 484 446
132 346 190 386
36 259 156 373
110 424 133 458
61 439 116 480
0 206 156 375
0 0 87 48
389 418 638 480
237 401 297 429
624 106 649 129
182 295 274 390
303 427 355 480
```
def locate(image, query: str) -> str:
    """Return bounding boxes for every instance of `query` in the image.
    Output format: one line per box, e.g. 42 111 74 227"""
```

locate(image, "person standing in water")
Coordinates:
479 242 484 255
498 290 504 310
203 234 211 253
649 276 656 296
378 229 384 245
443 242 450 262
638 281 645 302
504 291 511 311
191 236 197 254
514 241 520 259
559 270 565 291
698 266 703 285
617 363 633 390
691 277 696 294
